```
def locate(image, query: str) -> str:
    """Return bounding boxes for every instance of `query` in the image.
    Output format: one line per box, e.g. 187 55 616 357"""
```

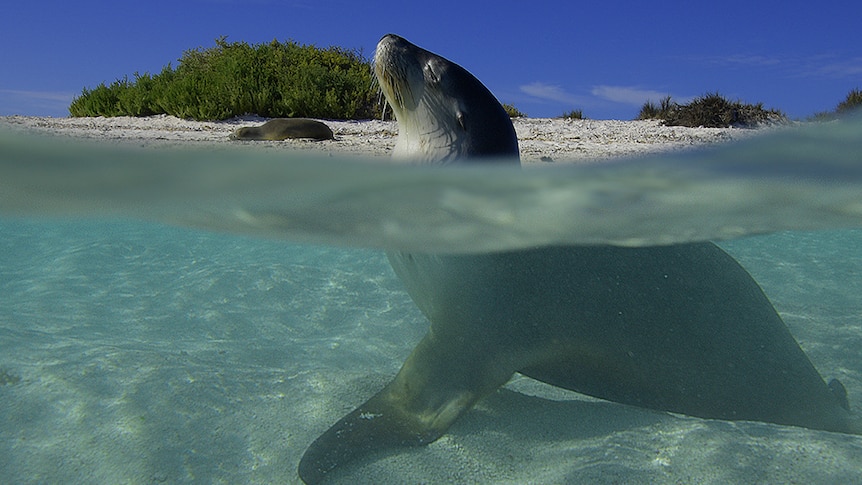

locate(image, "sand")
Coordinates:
0 114 759 163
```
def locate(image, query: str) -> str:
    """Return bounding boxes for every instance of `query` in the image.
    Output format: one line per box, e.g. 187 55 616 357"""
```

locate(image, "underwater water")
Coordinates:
1 118 862 483
0 221 861 484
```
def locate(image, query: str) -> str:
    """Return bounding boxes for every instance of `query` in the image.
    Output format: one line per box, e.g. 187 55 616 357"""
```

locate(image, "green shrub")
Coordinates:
642 92 785 128
637 96 675 120
807 88 862 121
502 103 526 118
559 109 585 120
807 111 833 121
836 88 862 114
638 101 660 120
69 37 381 121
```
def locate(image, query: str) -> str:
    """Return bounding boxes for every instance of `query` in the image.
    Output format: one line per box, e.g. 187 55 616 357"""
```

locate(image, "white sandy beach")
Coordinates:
1 115 860 485
0 114 757 163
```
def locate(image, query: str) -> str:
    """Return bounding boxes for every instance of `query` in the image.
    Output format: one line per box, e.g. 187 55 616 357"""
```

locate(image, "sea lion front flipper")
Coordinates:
829 378 850 411
298 331 514 484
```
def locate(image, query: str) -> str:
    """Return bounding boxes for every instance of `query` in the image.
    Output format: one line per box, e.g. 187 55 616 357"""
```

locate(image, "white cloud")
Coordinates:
0 89 75 102
520 82 695 113
691 53 862 79
707 54 782 68
590 86 677 106
808 57 862 78
0 89 76 116
519 82 584 105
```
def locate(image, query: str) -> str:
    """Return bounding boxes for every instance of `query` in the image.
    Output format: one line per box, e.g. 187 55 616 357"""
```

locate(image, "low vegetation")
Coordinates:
638 92 785 128
811 88 862 120
637 96 675 121
559 109 585 120
836 88 862 113
502 103 526 118
69 37 381 121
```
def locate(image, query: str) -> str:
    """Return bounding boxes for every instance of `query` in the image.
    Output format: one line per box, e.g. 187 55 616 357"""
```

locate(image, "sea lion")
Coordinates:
229 118 334 141
297 34 861 483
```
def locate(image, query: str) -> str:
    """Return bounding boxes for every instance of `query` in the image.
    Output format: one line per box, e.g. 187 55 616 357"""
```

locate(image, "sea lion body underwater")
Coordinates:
229 118 334 141
297 34 861 483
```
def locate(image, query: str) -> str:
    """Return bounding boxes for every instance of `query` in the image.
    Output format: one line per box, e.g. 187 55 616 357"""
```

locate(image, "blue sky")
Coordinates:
2 0 860 120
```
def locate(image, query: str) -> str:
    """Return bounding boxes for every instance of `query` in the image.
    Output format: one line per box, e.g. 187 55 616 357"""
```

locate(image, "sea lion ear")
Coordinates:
424 60 442 84
456 111 466 131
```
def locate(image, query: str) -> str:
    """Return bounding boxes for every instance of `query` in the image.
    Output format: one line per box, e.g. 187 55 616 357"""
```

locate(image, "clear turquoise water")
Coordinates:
0 219 423 483
1 221 860 484
1 118 862 483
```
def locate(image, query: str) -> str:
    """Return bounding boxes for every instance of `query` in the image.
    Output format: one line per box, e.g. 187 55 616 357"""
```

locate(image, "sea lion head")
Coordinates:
374 34 519 164
229 127 258 140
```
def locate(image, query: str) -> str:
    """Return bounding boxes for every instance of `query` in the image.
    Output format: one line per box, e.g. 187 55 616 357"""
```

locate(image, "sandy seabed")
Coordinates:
1 115 861 485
